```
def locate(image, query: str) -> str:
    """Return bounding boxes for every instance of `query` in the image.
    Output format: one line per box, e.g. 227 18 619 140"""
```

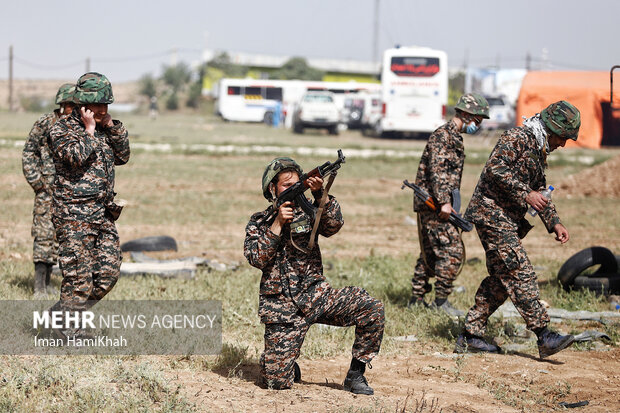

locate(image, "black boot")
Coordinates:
343 358 374 395
454 332 501 354
536 328 575 359
293 362 301 383
34 262 46 297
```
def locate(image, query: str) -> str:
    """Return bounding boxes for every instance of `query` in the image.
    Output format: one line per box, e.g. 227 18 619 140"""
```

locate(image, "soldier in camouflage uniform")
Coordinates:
409 94 489 315
22 83 76 296
244 157 384 394
455 101 581 359
48 73 130 330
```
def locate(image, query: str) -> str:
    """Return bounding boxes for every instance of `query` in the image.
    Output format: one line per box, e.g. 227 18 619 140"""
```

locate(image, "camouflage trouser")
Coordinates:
53 216 121 311
31 190 58 264
261 286 384 389
411 211 463 299
464 225 549 336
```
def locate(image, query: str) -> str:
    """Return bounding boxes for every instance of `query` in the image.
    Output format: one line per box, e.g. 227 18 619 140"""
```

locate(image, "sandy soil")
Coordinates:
558 154 620 198
167 347 620 412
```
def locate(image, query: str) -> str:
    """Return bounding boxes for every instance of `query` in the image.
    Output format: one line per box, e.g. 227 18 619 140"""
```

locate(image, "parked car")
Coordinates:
482 95 515 130
292 91 340 135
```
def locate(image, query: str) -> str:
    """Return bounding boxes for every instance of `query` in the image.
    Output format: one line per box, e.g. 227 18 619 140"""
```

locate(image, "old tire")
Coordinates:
573 273 620 295
557 246 618 290
121 235 178 252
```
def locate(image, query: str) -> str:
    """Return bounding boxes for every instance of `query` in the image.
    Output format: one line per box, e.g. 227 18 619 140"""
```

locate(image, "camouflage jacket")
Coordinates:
464 126 560 233
414 119 464 211
244 194 343 324
49 109 130 223
22 110 61 193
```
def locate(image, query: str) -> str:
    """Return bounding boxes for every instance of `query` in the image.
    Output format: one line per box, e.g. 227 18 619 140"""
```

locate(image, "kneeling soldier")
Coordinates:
244 157 384 394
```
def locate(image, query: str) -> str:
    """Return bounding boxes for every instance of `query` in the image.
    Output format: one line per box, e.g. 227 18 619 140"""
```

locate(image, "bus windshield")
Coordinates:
390 56 440 77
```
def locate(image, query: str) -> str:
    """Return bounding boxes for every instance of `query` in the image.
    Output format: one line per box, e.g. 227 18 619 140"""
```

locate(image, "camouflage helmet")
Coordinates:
455 93 490 119
73 72 114 104
55 83 76 105
261 157 303 199
540 100 581 141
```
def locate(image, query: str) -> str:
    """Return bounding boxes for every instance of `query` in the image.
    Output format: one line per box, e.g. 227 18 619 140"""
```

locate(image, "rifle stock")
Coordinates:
402 180 473 232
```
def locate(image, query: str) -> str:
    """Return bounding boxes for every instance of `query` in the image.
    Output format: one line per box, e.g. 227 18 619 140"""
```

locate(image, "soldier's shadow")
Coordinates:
211 363 343 390
505 350 565 365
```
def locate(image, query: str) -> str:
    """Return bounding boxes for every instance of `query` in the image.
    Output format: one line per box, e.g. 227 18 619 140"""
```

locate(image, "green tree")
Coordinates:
162 62 192 93
272 57 324 81
138 73 157 98
206 52 247 78
166 92 179 110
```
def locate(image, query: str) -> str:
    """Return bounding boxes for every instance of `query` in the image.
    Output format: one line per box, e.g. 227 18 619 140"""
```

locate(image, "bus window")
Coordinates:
245 87 262 98
390 57 440 77
228 86 241 95
265 87 283 101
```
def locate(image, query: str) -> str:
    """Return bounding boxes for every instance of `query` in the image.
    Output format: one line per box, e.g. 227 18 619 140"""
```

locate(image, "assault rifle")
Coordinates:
275 149 346 220
401 180 473 232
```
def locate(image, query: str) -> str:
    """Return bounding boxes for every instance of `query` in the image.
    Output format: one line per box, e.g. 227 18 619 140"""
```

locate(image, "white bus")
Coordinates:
215 78 380 126
379 46 448 136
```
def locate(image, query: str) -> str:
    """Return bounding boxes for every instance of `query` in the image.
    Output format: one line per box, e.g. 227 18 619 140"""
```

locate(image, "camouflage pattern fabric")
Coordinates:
53 217 121 311
49 108 129 310
411 119 465 298
22 111 60 264
411 211 463 299
73 72 114 104
261 286 384 389
454 93 490 119
464 225 549 336
49 108 130 223
245 195 384 388
540 100 581 141
414 119 465 210
464 126 561 233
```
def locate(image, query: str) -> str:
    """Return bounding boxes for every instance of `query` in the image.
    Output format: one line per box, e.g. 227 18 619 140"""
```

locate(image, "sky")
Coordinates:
1 0 619 82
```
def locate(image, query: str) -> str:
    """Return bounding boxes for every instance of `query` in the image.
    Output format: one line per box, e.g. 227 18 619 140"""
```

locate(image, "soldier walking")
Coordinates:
48 72 130 336
22 83 76 297
244 157 384 394
455 101 581 358
409 94 489 315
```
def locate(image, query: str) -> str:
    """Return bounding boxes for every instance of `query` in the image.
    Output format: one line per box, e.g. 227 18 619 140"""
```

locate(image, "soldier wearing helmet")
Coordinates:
48 72 130 338
22 83 77 297
408 93 489 315
455 101 580 359
245 157 384 395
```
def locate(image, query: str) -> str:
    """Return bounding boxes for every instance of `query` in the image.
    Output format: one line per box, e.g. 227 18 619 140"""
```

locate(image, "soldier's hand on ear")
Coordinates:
80 107 96 135
100 113 113 128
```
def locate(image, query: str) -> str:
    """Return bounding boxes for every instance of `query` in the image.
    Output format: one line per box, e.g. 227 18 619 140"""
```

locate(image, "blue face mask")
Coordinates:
463 121 479 134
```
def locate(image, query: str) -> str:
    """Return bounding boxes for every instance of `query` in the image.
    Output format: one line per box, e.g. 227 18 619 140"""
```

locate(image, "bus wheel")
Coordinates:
328 125 339 135
263 111 274 125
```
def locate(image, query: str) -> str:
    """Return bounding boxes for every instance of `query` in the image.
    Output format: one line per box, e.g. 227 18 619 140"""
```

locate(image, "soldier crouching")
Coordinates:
48 72 130 336
244 157 384 394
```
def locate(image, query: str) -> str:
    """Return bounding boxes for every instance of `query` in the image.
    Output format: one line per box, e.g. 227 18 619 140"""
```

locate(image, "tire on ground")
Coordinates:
121 235 178 252
557 246 618 290
573 273 620 295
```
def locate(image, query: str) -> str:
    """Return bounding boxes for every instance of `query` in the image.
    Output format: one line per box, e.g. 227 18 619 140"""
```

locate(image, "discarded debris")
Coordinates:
392 335 419 342
558 400 589 408
497 301 620 323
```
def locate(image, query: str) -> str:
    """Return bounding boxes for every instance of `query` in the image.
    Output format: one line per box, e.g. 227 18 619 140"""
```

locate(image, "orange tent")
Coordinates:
516 71 611 149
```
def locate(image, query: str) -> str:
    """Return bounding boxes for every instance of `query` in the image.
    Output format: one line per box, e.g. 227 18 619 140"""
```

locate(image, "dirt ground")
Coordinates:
558 154 620 198
167 348 620 412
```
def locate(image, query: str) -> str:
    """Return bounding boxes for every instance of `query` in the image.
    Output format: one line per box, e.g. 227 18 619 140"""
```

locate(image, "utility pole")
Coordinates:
372 0 380 64
525 52 531 71
8 45 13 112
85 57 91 73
